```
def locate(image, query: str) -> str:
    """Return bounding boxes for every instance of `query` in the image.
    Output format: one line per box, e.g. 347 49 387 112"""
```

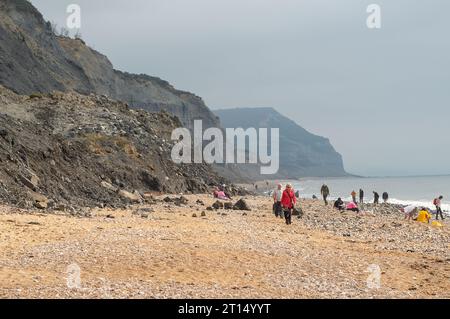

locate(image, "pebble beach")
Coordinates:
0 194 449 299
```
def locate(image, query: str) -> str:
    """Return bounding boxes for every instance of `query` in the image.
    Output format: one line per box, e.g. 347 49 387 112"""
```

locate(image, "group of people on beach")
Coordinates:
213 182 445 226
321 184 446 222
401 196 445 223
320 184 390 214
269 183 446 225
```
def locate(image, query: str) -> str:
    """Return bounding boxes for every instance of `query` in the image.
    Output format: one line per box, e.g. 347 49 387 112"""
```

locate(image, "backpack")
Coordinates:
433 198 438 206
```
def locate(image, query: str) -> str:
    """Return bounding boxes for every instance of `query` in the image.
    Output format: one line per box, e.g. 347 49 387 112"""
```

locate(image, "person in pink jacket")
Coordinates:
346 201 360 213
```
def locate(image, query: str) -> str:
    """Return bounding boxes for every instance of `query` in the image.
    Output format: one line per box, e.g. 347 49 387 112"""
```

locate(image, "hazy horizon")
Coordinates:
30 0 450 177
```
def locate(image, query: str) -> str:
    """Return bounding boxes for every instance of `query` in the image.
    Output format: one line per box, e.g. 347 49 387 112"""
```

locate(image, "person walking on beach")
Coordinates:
433 196 445 220
351 190 357 204
272 184 283 218
320 184 330 206
359 189 364 204
281 183 296 225
382 192 389 203
373 191 380 204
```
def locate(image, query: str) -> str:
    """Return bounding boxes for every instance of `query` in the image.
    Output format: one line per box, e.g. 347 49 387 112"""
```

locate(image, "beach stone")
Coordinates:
133 207 153 217
143 193 155 201
212 200 224 210
29 191 49 210
163 197 174 203
29 191 48 204
233 199 251 211
101 181 117 192
118 190 142 203
139 207 154 213
201 211 206 217
54 203 68 211
174 196 189 206
206 206 214 211
34 201 48 210
224 202 233 210
192 213 197 218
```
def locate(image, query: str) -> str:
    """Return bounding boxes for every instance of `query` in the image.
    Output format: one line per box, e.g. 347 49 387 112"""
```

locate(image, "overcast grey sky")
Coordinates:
30 0 450 177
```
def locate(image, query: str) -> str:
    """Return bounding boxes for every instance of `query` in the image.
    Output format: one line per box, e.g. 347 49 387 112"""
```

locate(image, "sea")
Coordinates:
289 175 450 213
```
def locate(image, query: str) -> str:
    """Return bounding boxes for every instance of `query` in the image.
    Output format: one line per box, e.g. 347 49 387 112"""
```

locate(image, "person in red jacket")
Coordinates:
281 183 297 225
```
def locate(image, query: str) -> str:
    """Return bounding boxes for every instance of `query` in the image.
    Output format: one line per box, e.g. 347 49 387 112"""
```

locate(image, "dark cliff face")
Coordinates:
0 85 229 208
214 108 347 180
0 0 93 94
0 0 219 130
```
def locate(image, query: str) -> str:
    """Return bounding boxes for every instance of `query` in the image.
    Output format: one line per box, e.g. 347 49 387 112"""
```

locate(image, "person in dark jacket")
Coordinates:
382 192 389 203
320 184 330 206
359 189 364 204
373 191 380 204
334 198 345 211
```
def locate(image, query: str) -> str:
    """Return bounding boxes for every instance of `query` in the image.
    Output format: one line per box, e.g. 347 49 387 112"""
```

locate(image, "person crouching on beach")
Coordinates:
334 198 345 211
213 186 230 201
416 208 432 224
273 183 283 218
346 201 360 213
401 205 418 221
281 183 297 225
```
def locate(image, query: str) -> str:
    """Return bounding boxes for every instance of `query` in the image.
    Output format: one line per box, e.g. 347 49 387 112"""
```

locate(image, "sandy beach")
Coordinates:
0 194 448 299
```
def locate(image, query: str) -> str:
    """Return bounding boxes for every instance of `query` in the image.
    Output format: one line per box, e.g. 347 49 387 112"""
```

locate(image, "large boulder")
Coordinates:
233 199 251 211
29 191 49 210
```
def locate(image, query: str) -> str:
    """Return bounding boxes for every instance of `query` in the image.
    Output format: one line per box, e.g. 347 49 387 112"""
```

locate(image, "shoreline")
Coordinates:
0 194 448 299
239 177 450 213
